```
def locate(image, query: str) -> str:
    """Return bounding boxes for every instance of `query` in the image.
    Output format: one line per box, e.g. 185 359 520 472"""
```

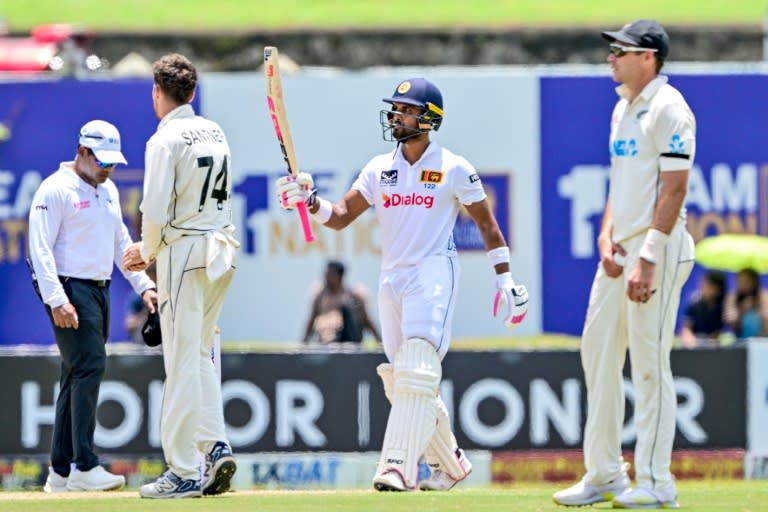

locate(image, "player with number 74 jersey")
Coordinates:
122 53 239 499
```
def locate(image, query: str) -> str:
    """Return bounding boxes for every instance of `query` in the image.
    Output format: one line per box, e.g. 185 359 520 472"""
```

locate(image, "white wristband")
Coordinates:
311 197 333 224
496 271 515 289
487 246 510 267
638 228 669 264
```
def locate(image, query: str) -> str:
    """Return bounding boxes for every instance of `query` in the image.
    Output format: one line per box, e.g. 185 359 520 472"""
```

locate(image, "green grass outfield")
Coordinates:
1 0 766 31
1 482 767 512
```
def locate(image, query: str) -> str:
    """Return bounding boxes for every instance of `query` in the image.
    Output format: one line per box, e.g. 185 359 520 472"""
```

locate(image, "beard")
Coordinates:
392 123 423 142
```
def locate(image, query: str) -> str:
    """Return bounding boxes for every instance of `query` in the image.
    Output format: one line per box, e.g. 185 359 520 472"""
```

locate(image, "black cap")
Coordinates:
142 311 162 347
602 20 669 60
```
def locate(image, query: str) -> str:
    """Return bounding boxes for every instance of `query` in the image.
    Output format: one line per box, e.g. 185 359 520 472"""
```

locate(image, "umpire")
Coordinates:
28 120 157 492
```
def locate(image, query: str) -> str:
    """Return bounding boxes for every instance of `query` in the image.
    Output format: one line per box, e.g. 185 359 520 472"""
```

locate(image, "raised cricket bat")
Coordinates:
264 46 315 243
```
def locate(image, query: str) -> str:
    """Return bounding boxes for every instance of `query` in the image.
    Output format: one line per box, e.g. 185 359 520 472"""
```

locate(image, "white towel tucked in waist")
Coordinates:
205 230 240 282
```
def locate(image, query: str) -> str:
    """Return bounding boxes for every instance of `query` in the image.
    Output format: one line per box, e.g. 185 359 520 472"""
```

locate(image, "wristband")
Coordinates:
496 271 515 289
487 246 510 267
312 197 333 224
638 228 669 264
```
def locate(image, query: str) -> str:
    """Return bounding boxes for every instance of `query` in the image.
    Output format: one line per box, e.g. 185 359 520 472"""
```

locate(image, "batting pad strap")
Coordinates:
486 246 510 267
376 363 394 403
311 197 333 224
638 228 669 264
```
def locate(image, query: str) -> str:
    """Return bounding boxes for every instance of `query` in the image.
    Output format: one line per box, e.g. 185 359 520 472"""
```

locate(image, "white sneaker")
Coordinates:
612 486 679 509
419 449 473 491
66 465 125 491
140 471 202 499
553 465 631 506
43 467 68 493
202 441 237 495
373 470 409 492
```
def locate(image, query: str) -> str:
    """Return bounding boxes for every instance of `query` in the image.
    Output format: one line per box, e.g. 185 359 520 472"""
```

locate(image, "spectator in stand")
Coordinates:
725 267 768 340
303 260 381 346
679 270 726 348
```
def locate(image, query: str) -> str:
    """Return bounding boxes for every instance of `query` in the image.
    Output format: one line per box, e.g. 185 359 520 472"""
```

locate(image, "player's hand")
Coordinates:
123 242 150 272
52 303 79 330
142 288 158 314
493 272 528 329
276 172 314 210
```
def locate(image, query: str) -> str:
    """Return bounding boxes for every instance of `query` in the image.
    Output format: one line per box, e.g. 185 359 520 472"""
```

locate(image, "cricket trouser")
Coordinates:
581 221 694 490
155 234 236 480
377 254 460 362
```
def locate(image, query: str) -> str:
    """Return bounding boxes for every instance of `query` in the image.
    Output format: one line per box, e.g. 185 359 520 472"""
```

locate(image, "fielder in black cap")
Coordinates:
602 19 670 61
553 18 695 511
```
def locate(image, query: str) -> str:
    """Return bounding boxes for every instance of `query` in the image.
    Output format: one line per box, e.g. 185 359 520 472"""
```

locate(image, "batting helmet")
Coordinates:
382 78 444 132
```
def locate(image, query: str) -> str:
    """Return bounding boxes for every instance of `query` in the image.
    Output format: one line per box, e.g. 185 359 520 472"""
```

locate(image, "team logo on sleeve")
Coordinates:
668 134 686 154
380 169 398 185
419 169 443 184
469 173 481 184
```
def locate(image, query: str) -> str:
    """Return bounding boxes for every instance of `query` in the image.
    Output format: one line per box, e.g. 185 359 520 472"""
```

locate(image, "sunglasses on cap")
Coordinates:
609 43 658 58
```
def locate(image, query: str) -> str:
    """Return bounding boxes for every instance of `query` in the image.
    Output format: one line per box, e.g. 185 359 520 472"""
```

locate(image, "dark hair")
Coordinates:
327 260 345 279
737 268 761 302
705 271 726 301
153 53 197 105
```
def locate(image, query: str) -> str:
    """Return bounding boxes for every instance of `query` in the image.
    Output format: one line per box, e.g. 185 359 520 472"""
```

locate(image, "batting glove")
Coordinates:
276 172 314 210
493 272 529 329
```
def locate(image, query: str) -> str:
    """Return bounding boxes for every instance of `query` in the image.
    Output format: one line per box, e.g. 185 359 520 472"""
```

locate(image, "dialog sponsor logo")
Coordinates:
381 193 434 209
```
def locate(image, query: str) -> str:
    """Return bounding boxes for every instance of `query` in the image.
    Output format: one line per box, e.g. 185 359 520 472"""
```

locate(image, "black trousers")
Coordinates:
48 278 110 476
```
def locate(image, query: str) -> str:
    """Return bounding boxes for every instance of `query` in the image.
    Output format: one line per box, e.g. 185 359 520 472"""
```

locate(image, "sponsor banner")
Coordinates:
1 69 540 345
747 341 768 453
0 451 491 490
540 74 768 335
0 348 745 455
0 78 199 344
491 448 745 483
201 70 541 341
233 451 491 489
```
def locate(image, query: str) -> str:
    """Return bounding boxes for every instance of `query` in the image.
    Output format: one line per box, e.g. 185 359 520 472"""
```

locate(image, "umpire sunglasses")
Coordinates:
86 148 117 169
609 43 658 58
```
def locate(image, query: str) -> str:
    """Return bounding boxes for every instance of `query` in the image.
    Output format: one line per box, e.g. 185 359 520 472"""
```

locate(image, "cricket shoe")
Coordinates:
373 470 410 492
66 465 125 492
612 486 679 509
140 470 202 499
553 464 631 506
43 467 68 493
202 441 237 495
419 449 473 491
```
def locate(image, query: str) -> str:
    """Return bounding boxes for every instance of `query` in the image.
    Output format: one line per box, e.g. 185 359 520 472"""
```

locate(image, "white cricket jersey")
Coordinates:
353 142 486 271
28 162 155 308
140 104 235 261
609 75 696 243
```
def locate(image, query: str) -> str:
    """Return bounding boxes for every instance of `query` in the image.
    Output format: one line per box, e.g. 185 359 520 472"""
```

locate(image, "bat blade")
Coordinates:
264 46 314 243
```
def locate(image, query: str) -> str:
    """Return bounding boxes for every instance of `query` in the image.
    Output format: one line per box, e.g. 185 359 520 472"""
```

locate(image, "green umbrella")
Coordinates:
695 233 768 273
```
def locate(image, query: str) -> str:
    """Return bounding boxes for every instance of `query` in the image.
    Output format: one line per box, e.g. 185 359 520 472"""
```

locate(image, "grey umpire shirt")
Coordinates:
28 161 155 309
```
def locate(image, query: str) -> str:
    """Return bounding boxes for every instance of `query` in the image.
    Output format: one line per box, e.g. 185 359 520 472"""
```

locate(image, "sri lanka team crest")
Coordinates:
419 169 443 184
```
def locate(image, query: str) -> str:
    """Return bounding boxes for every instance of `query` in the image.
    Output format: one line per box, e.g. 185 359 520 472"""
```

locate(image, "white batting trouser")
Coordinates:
581 221 693 490
378 254 459 362
156 234 235 480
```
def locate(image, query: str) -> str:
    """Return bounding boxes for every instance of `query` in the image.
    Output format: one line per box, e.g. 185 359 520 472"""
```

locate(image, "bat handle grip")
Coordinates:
296 201 315 243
